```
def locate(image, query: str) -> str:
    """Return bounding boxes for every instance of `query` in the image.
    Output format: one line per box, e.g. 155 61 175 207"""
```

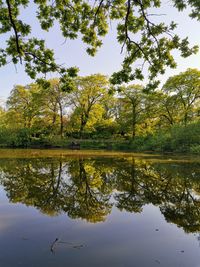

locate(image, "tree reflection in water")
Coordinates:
0 156 199 232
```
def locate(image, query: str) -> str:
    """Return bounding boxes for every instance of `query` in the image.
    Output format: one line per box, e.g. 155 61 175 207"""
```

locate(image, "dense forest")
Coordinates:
0 68 199 153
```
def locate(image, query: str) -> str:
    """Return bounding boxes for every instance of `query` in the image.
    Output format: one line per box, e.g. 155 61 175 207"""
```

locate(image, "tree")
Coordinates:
0 106 6 127
116 85 157 138
117 85 144 138
162 69 200 126
0 0 199 88
6 83 42 129
6 79 70 138
39 79 70 137
91 94 119 138
68 74 109 138
152 91 182 128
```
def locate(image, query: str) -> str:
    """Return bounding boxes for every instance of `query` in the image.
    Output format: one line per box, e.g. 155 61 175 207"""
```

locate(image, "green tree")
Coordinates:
0 0 199 87
92 95 119 138
0 106 6 127
68 74 109 138
38 79 70 137
162 69 200 125
6 84 42 129
157 93 181 127
117 85 144 138
116 85 157 138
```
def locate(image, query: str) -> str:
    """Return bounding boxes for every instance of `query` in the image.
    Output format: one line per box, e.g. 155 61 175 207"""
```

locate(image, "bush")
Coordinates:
11 128 32 147
170 122 200 152
190 145 200 154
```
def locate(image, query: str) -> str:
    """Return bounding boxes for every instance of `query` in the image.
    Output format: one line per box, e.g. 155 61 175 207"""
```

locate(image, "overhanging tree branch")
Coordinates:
5 0 22 63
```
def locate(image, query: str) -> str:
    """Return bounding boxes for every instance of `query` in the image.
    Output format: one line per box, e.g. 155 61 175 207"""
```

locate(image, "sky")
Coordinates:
0 1 200 102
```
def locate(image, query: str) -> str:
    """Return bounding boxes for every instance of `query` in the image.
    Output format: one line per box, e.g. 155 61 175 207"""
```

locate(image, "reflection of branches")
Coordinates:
115 159 146 212
79 160 100 206
114 160 200 232
43 161 63 207
0 158 200 231
72 159 112 222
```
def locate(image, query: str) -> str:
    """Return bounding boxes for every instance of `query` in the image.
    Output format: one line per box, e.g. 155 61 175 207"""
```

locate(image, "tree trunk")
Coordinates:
79 113 88 139
58 102 64 138
132 105 136 139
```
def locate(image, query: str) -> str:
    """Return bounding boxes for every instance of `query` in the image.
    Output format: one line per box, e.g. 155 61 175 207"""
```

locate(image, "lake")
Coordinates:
0 149 200 267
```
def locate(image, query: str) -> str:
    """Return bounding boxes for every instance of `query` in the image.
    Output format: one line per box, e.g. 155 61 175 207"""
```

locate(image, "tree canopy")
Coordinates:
163 68 200 125
0 69 198 145
0 0 199 89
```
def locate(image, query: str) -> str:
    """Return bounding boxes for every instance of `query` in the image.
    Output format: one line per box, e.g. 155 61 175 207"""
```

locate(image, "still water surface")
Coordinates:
0 149 200 267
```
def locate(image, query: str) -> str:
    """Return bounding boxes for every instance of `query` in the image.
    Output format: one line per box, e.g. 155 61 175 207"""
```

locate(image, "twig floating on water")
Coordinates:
50 238 59 253
50 238 84 253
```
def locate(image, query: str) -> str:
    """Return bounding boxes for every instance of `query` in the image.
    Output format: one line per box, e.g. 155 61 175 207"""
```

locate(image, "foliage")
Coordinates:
116 84 158 138
128 122 200 153
162 69 200 125
0 127 31 147
38 78 70 137
0 69 200 153
68 74 109 138
0 0 199 87
6 83 44 129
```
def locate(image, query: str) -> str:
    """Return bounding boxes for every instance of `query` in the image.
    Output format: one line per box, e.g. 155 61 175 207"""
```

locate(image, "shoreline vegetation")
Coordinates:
1 71 200 153
0 120 199 155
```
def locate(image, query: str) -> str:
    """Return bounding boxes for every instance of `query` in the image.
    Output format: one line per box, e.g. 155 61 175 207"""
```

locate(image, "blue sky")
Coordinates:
0 2 200 101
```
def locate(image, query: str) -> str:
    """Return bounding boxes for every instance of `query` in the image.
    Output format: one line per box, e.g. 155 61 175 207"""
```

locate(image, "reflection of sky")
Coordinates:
0 3 199 100
0 194 200 267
